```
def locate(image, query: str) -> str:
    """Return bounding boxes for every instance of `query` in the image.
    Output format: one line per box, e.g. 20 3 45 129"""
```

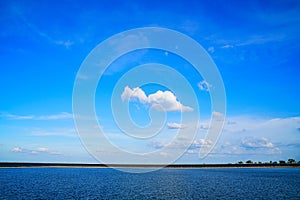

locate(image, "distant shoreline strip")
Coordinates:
0 162 300 168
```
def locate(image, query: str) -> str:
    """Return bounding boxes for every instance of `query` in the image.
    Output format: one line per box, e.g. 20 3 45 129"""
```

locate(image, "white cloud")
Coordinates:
213 137 281 156
11 147 23 152
37 112 73 120
211 33 287 48
31 128 76 138
15 11 75 49
197 80 212 92
159 151 169 157
199 123 209 130
236 34 286 46
241 137 274 148
36 147 49 152
208 116 300 157
167 122 186 129
121 86 147 103
150 141 166 149
2 112 73 120
150 116 299 159
192 139 213 147
10 147 62 155
150 139 212 153
55 40 74 49
212 111 225 117
222 116 300 138
221 44 234 49
184 139 214 154
121 86 193 112
179 20 200 35
208 46 215 53
148 90 193 112
212 111 226 121
2 114 34 120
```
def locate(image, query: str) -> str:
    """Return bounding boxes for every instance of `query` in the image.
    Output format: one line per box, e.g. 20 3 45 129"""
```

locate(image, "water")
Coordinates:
1 168 300 199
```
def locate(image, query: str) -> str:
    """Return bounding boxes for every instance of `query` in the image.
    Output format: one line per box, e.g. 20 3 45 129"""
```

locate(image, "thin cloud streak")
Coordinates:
1 112 73 120
11 147 62 155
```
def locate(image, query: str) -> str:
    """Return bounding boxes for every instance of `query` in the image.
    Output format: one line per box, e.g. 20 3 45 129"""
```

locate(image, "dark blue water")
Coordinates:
1 168 300 199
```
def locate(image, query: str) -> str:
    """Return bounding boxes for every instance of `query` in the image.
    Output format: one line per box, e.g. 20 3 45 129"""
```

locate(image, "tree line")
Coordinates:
236 158 299 164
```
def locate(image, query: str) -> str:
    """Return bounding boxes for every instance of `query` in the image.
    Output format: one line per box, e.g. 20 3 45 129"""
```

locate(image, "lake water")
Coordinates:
1 168 300 199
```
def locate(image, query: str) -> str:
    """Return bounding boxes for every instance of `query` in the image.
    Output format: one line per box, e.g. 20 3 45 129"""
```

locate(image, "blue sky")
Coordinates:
0 0 300 164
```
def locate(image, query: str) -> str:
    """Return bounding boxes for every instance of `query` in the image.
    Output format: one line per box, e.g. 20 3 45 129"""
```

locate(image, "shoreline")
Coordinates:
1 162 300 169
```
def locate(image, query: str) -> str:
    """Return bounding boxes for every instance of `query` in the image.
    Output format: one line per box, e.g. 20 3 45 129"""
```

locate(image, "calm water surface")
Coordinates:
1 168 300 199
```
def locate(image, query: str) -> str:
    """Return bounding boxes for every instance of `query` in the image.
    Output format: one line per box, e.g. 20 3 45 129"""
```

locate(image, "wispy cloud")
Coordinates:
151 139 212 153
215 137 281 156
221 44 234 49
121 86 193 112
11 147 62 155
2 112 73 120
241 137 274 149
208 116 300 157
179 20 200 35
11 6 74 49
212 33 288 50
167 122 186 129
54 40 74 49
223 116 300 136
207 46 215 53
31 128 77 138
235 34 287 46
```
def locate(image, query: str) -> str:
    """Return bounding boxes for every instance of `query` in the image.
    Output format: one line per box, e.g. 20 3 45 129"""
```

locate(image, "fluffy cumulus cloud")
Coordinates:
121 86 193 112
121 86 147 103
167 122 186 129
197 80 212 92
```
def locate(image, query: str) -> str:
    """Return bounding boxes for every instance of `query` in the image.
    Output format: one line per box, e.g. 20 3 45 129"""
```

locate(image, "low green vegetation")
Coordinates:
236 158 298 164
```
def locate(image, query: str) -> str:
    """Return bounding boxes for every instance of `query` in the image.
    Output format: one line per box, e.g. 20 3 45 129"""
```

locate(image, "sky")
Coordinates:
0 0 300 164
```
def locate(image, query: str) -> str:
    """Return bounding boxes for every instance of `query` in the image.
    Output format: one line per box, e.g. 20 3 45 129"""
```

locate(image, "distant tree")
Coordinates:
238 161 243 164
258 161 262 164
273 161 278 164
246 160 253 164
279 160 286 164
288 159 296 164
269 161 273 164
